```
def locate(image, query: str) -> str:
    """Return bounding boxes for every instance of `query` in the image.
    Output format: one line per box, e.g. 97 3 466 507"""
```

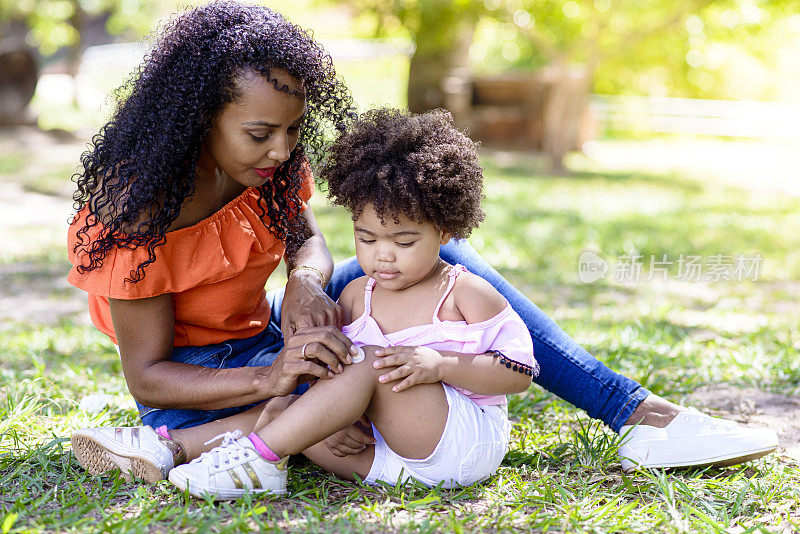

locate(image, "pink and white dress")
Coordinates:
341 264 535 487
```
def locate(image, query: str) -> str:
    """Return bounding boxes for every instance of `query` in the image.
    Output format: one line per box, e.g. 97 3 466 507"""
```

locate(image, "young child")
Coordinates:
165 108 539 499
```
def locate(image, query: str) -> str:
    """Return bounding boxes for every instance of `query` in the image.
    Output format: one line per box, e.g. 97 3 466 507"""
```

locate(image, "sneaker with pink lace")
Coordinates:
168 431 288 500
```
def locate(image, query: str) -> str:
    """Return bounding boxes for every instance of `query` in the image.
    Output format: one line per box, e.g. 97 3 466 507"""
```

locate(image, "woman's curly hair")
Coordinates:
322 107 484 238
72 1 354 283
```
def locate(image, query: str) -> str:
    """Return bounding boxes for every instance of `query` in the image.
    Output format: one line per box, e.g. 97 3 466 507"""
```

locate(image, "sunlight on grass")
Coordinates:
3 19 798 528
0 150 800 532
2 142 799 531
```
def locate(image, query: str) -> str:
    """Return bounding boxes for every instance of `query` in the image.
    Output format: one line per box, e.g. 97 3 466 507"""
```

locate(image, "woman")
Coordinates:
68 1 777 484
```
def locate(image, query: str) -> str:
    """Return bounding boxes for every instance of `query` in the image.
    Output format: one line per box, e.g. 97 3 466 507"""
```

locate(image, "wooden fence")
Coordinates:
592 94 800 139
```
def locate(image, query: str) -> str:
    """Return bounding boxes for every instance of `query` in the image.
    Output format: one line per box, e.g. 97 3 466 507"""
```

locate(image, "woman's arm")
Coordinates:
110 294 354 410
281 207 342 339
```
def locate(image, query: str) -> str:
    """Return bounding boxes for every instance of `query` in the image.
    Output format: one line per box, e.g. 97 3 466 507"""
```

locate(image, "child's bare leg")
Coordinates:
300 441 376 481
170 395 298 460
255 346 449 470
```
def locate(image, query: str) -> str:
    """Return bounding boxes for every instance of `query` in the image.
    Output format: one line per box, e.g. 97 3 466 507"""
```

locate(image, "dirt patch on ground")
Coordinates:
0 259 89 324
0 126 87 325
687 386 800 460
0 180 89 324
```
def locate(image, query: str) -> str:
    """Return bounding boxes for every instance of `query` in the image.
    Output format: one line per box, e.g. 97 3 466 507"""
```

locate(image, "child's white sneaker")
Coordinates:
168 431 288 500
618 408 778 473
71 426 176 483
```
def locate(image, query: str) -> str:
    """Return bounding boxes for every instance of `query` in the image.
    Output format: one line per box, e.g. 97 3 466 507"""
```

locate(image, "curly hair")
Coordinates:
72 1 354 283
322 108 484 239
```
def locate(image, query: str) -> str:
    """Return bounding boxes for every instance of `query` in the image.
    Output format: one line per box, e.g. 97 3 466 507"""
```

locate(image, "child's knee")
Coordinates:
353 345 382 367
354 346 413 395
345 345 389 379
357 345 381 361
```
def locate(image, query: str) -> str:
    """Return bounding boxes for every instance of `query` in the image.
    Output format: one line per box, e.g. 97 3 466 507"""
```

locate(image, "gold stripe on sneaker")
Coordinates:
241 462 262 489
227 468 244 489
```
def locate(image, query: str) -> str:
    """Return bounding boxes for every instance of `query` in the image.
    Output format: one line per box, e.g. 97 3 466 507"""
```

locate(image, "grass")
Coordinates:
1 135 798 532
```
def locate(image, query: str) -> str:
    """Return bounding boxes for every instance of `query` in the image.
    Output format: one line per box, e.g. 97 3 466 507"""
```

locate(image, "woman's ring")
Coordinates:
302 343 309 358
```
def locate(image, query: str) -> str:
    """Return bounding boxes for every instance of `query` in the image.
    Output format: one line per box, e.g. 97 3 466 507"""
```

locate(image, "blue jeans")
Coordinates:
140 239 649 432
137 308 309 429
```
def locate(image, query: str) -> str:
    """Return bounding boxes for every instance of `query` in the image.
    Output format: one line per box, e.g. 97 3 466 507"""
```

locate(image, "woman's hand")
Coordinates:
324 415 375 457
264 325 357 397
372 346 445 393
280 271 342 343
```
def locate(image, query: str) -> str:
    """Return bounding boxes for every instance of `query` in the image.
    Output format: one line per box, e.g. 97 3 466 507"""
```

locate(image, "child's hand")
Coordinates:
324 415 375 457
373 346 444 392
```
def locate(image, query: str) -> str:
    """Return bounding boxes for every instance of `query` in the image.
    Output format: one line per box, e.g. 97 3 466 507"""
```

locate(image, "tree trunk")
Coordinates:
67 0 86 107
541 63 593 173
407 8 475 114
0 43 38 125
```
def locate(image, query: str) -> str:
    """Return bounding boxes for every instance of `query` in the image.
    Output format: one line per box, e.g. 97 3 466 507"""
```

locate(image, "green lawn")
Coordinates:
1 135 798 532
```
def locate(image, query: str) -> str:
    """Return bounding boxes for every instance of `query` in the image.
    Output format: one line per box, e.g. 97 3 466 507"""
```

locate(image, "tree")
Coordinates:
500 0 722 171
1 0 165 106
338 0 486 112
338 0 790 171
482 0 790 170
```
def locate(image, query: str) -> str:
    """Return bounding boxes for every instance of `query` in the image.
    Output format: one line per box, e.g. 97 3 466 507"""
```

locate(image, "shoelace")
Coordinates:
194 430 248 468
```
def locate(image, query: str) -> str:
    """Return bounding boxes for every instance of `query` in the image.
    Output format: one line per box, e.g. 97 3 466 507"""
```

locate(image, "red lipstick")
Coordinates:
255 167 277 178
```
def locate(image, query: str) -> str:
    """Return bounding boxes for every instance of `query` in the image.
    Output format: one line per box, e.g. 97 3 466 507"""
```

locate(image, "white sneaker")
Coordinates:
168 431 288 501
618 408 779 473
71 426 175 483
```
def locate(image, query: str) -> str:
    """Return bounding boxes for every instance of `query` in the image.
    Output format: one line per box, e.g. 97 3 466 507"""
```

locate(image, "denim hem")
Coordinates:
609 387 651 433
528 328 649 431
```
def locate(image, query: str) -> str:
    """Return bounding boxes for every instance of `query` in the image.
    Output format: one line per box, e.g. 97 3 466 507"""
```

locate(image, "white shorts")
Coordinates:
364 383 511 488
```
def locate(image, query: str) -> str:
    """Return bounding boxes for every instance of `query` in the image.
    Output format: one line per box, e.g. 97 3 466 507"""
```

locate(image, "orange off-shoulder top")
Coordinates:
67 171 315 347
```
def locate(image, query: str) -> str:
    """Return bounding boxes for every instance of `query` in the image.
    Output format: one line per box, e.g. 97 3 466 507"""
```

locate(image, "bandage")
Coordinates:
351 346 365 363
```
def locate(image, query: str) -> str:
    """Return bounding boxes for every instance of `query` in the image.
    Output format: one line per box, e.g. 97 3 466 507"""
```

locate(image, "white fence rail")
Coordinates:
592 94 800 139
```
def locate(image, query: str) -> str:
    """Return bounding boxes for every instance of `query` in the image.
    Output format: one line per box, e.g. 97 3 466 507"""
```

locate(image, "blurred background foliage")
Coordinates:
325 0 799 101
3 0 797 101
2 0 797 170
1 0 157 56
471 0 798 100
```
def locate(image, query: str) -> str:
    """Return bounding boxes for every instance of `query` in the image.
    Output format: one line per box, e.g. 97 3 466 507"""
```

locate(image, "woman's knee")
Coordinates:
327 257 364 300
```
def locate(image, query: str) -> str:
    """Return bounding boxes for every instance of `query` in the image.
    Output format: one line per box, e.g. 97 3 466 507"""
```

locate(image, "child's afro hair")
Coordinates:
321 107 485 239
